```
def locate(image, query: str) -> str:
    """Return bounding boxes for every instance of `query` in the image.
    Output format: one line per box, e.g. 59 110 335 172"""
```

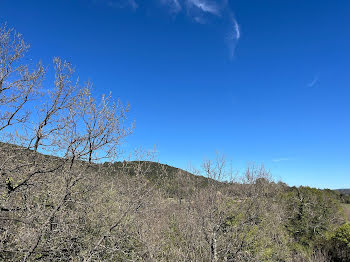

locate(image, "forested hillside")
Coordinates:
1 24 350 261
336 189 350 195
1 142 350 261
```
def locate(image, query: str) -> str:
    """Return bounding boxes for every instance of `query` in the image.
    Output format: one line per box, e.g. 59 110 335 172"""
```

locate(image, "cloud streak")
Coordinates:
186 0 220 15
160 0 182 13
307 75 320 88
232 18 240 40
99 0 241 57
226 15 240 57
161 0 241 58
272 158 292 163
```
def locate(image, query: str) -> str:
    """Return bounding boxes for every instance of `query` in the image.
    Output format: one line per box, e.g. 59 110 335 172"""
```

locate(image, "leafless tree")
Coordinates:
0 24 135 261
72 85 132 163
27 57 79 153
0 24 44 137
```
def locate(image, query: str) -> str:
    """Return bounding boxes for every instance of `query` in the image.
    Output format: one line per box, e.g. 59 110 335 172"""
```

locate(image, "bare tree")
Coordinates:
27 57 79 153
0 24 44 136
0 24 134 261
73 86 132 163
193 154 228 262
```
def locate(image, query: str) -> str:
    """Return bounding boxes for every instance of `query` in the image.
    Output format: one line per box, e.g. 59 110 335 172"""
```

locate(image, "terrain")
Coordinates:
336 189 350 195
1 142 350 261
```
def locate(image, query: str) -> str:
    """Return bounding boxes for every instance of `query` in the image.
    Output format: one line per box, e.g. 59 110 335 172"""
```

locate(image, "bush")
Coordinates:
327 222 350 262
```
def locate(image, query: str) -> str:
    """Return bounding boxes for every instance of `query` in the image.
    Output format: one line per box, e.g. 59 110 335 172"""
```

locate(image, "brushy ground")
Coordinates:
1 143 350 261
342 204 350 221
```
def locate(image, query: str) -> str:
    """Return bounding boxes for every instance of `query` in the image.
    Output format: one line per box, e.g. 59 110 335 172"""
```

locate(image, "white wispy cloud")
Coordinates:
161 0 241 57
272 158 291 163
193 16 207 24
128 0 138 9
307 75 320 88
160 0 182 13
232 18 240 40
227 16 240 58
186 0 220 15
99 0 241 57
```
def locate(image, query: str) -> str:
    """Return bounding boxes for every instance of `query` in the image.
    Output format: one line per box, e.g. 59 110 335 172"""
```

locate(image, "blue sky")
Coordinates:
1 0 350 188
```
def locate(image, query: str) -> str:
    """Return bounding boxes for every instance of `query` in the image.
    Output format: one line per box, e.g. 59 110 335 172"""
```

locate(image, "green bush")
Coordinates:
327 222 350 262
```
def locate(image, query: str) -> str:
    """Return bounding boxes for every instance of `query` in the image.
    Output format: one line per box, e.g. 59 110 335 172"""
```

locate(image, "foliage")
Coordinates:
323 222 350 262
283 186 343 248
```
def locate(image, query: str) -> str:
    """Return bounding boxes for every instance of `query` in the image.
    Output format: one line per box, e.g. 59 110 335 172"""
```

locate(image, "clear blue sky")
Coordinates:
1 0 349 188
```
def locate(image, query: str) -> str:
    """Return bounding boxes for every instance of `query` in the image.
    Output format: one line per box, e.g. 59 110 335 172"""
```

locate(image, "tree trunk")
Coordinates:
211 230 218 262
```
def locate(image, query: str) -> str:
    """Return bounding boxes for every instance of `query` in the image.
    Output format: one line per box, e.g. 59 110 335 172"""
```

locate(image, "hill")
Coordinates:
1 142 350 261
335 189 350 195
0 141 214 200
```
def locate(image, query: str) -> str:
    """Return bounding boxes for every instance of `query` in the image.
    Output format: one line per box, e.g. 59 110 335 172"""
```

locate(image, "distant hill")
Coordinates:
0 142 216 199
100 160 217 199
1 142 348 200
335 189 350 195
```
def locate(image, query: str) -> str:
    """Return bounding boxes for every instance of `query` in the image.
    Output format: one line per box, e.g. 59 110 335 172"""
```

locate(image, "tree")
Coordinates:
73 86 131 163
283 187 343 247
327 222 350 261
0 24 44 136
27 57 78 153
0 24 134 261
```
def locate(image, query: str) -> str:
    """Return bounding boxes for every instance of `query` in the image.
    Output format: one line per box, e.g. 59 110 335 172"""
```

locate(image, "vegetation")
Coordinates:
336 189 350 196
342 204 350 221
1 24 349 261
